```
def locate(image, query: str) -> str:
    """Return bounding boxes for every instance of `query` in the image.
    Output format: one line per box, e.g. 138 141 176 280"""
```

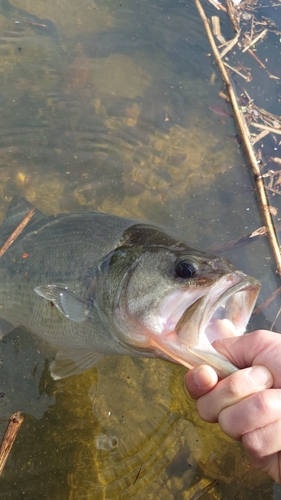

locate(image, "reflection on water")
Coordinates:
0 0 278 498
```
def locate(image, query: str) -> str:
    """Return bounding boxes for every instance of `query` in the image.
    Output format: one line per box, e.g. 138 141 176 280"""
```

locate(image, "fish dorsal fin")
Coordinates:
50 348 104 379
0 197 44 247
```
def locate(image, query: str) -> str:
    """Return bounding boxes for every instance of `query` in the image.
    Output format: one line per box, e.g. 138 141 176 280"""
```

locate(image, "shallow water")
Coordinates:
0 0 280 498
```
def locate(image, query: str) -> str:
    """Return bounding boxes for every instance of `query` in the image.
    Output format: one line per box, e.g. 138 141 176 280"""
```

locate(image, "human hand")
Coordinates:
185 330 281 482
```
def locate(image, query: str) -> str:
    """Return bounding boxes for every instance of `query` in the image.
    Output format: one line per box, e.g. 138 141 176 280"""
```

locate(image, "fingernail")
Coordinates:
193 365 217 388
247 365 273 389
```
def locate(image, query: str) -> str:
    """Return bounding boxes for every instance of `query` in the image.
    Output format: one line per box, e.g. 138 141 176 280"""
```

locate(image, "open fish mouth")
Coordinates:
178 273 261 343
153 273 261 378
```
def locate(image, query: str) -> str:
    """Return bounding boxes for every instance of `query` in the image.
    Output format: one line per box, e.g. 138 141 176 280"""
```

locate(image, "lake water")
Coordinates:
0 0 280 498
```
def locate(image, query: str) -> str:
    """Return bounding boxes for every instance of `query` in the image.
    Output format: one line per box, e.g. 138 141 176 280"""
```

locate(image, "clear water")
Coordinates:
0 0 279 498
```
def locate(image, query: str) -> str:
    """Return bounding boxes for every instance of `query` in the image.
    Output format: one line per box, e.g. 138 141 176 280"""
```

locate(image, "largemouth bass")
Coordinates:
0 198 260 379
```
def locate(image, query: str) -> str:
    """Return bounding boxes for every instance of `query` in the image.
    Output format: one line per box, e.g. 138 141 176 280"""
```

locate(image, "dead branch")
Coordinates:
0 207 35 258
0 412 24 476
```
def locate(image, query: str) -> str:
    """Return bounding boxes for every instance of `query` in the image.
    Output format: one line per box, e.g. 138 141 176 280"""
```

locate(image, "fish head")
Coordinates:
100 225 260 378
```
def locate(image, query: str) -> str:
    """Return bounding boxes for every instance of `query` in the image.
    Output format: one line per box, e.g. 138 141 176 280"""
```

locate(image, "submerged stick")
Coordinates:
189 480 218 500
25 20 48 29
0 412 24 475
253 285 281 316
248 48 266 69
223 62 250 81
0 206 35 258
209 230 263 254
195 0 281 277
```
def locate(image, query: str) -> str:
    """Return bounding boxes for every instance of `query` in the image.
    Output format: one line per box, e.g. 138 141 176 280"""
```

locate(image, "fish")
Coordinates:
0 197 260 380
209 104 233 118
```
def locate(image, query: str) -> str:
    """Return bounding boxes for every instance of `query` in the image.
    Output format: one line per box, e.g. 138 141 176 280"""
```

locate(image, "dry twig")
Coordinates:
270 157 281 165
212 16 226 44
223 62 250 81
248 48 266 69
252 129 270 145
209 229 264 254
0 412 24 475
253 286 281 316
0 207 35 258
219 30 240 59
189 480 218 500
250 122 281 135
25 20 47 29
242 28 268 53
225 0 239 32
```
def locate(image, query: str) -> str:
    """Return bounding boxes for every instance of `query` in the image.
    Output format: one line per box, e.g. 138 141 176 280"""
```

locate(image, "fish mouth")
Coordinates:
154 273 261 378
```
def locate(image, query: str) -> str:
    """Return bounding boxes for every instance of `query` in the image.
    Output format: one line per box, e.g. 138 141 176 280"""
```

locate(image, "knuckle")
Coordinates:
218 408 239 439
253 390 279 414
242 431 264 459
196 399 218 423
225 377 241 399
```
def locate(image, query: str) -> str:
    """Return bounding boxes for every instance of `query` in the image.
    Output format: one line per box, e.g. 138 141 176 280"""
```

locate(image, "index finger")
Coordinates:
196 364 273 423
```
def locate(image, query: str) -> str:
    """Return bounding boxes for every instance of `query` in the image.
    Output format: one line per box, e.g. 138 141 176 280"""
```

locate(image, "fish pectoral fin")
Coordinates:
0 318 17 339
34 284 92 323
50 347 104 379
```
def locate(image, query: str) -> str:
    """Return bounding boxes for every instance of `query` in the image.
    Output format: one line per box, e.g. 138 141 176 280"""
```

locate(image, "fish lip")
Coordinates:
170 272 261 377
112 265 260 378
199 274 261 341
177 273 261 341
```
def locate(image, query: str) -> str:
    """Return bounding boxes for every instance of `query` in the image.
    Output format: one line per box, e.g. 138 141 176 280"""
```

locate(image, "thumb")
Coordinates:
185 365 218 399
212 330 281 387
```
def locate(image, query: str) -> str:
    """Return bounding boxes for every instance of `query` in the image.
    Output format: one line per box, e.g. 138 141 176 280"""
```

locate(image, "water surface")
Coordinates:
0 0 279 498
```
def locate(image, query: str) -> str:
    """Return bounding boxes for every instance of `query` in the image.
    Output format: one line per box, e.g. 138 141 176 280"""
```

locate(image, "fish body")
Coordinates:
209 105 233 118
0 198 260 379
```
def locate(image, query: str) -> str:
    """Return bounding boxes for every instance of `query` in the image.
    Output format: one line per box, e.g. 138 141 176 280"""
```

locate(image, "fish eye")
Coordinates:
175 261 197 279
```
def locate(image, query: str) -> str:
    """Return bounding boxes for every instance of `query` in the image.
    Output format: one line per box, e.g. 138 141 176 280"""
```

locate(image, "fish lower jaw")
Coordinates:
204 317 244 344
143 328 238 377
